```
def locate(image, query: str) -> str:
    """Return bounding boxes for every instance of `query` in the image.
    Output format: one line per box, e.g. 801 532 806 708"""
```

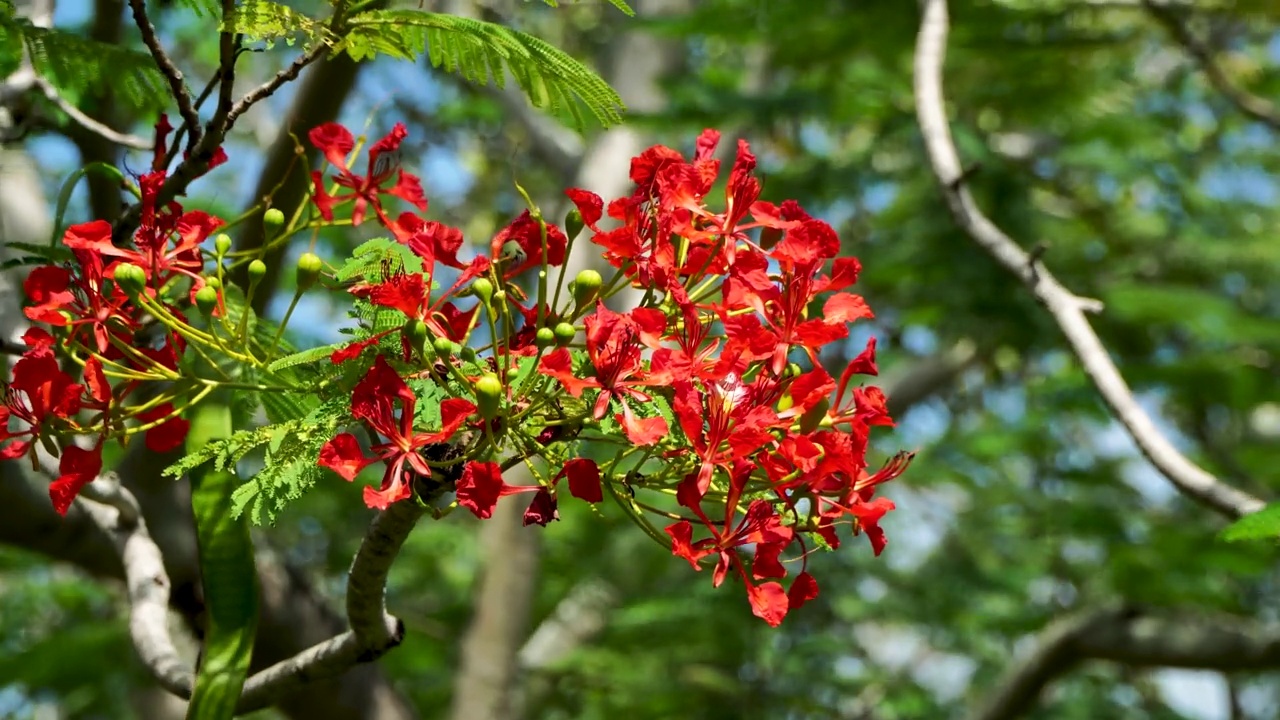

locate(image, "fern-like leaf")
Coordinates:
0 12 170 114
224 1 323 47
343 10 624 129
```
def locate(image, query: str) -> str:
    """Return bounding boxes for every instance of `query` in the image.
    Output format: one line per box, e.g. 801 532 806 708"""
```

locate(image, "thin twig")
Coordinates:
912 0 1266 520
1143 0 1280 131
126 0 201 150
33 77 152 150
111 41 331 245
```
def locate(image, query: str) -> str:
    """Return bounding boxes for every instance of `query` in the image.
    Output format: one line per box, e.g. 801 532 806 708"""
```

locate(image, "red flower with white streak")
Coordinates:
319 356 476 509
539 302 670 446
309 122 428 227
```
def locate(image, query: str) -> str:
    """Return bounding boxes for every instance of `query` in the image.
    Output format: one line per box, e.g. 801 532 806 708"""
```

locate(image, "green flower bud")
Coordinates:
403 319 428 356
296 252 323 291
213 233 232 256
194 285 219 317
205 275 222 290
475 373 503 420
572 269 603 307
263 208 286 230
535 327 555 349
248 259 267 287
472 277 494 303
433 337 455 358
460 346 478 364
553 322 576 348
112 263 147 297
564 208 585 240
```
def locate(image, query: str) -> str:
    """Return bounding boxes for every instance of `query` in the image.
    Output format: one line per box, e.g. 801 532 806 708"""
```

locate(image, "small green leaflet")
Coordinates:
1221 504 1280 543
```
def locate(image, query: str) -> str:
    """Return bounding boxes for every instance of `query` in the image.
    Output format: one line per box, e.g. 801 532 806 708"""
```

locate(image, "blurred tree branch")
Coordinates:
1143 0 1280 131
969 604 1280 720
912 0 1265 520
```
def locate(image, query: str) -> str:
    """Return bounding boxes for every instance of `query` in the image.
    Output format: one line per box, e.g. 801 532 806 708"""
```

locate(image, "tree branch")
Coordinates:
65 472 196 699
33 76 152 150
968 604 1280 720
912 0 1265 520
126 0 201 148
236 499 425 712
1143 0 1280 131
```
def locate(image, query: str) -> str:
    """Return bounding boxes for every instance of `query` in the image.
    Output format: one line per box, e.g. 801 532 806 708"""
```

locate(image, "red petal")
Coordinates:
456 461 505 519
559 458 601 503
387 170 428 211
664 520 703 570
83 357 111 404
138 403 190 453
539 348 593 398
786 572 819 611
522 488 559 526
746 581 789 627
362 472 413 510
824 292 873 324
309 122 355 168
618 404 667 447
564 188 603 230
49 444 102 516
318 433 376 481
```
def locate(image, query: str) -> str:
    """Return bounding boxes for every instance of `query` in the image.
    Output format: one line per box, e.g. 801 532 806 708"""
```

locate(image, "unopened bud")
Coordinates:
433 337 455 358
553 322 576 348
564 208 584 240
247 259 267 287
263 208 286 230
472 277 494 303
194 285 219 317
213 233 232 256
475 374 503 420
296 252 323 291
572 269 602 307
535 327 555 349
403 319 428 356
112 263 147 297
205 275 222 290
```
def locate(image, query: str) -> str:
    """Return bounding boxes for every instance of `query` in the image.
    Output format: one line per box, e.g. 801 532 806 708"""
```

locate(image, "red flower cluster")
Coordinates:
546 130 909 625
311 125 908 627
8 115 220 513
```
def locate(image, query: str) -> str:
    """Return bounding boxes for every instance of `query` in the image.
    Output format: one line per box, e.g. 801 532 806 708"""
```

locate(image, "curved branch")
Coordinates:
235 498 425 713
911 0 1265 520
969 604 1280 720
69 474 196 699
1143 0 1280 131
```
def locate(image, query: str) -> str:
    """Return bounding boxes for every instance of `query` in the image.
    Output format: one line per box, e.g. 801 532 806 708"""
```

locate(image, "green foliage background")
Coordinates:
2 0 1280 718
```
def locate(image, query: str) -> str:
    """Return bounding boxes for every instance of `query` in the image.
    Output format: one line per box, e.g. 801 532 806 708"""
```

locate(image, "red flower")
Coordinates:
48 443 103 516
309 123 427 227
318 356 475 509
539 302 670 446
23 243 138 354
1 349 84 461
671 373 777 498
455 460 540 520
665 494 798 627
488 211 568 279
